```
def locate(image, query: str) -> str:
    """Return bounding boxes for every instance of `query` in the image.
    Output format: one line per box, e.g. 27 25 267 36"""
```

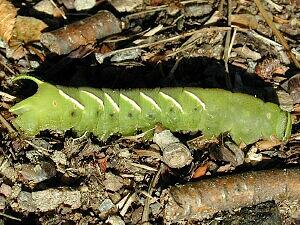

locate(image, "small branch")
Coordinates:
0 113 17 137
164 168 300 222
141 166 162 224
223 0 233 88
0 212 21 221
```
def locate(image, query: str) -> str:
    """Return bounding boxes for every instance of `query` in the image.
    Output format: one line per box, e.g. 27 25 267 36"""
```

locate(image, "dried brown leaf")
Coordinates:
5 44 26 59
192 163 208 179
255 139 282 150
11 16 47 44
34 0 63 17
0 0 17 42
231 14 259 29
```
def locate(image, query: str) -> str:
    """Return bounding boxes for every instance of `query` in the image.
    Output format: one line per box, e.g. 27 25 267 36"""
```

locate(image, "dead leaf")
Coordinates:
255 139 282 150
6 16 47 59
288 73 300 104
232 14 259 29
11 16 47 44
34 0 62 17
5 44 26 59
0 0 17 42
233 46 261 61
192 163 208 179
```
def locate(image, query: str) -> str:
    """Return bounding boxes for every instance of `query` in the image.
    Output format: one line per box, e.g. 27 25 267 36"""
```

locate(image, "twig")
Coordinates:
228 27 237 58
120 193 137 216
265 0 283 11
0 212 21 221
117 193 130 209
0 91 16 101
0 113 17 136
218 0 225 13
130 162 158 172
238 27 281 47
49 0 67 19
254 0 300 69
141 165 162 224
41 11 122 55
0 59 15 75
223 0 233 88
164 168 300 222
24 140 51 156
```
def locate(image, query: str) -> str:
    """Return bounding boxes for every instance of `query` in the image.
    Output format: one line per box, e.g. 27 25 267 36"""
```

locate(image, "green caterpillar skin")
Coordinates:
9 75 292 145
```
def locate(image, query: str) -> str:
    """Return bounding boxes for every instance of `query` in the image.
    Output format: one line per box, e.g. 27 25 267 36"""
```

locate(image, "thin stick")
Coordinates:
141 166 162 224
0 113 17 136
49 0 67 19
223 0 233 88
0 212 21 221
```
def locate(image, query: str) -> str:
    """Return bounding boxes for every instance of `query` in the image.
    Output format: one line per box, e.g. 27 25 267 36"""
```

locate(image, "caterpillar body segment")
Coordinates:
9 75 292 145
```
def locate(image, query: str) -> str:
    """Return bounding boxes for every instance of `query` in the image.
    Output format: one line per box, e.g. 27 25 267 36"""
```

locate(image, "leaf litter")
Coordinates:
0 0 299 224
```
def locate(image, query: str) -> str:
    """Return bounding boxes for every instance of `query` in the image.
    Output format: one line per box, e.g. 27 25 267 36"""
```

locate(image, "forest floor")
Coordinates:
0 0 300 224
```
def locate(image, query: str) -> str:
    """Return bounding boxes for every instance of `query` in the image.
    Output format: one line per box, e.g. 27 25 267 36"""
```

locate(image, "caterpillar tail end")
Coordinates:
9 75 45 136
9 75 80 137
11 74 44 85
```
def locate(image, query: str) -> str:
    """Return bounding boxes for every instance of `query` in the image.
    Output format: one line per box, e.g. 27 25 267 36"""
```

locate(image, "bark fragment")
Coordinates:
163 168 300 223
153 130 193 168
41 10 123 55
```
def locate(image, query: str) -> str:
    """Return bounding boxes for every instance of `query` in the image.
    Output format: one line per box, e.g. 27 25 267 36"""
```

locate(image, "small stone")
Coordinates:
150 202 162 216
0 184 12 197
103 173 124 192
98 198 117 219
19 162 57 184
99 199 115 212
185 3 212 17
153 130 180 150
34 0 62 17
0 196 6 210
51 151 68 166
118 149 131 158
74 0 96 10
17 191 36 212
106 215 125 225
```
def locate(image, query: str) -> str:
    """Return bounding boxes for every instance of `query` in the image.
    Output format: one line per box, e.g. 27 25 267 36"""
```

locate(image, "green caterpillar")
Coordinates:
9 75 292 145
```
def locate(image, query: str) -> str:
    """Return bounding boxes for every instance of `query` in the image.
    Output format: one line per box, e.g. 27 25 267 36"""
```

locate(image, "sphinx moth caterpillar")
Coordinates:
9 75 292 145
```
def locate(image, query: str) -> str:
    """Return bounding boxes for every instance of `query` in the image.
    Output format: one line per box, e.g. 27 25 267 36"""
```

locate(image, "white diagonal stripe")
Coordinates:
120 93 141 112
80 90 104 108
58 90 85 110
159 91 183 112
184 90 206 110
120 93 142 112
104 93 120 112
140 92 162 112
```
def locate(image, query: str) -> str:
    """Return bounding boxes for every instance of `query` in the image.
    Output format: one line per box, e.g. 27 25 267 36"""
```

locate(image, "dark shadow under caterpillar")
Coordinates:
9 75 292 145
